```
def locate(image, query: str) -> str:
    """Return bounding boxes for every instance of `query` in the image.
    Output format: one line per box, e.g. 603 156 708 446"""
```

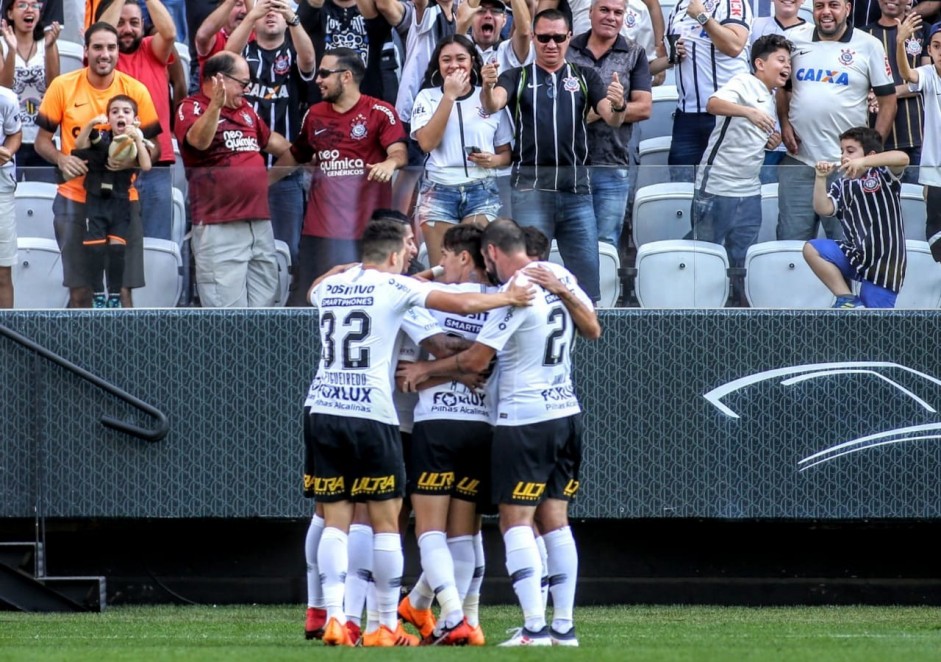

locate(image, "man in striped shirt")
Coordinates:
804 126 908 308
480 8 628 302
665 0 752 171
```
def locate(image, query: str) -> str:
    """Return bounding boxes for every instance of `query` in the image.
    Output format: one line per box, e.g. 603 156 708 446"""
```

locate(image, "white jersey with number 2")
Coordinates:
476 262 592 426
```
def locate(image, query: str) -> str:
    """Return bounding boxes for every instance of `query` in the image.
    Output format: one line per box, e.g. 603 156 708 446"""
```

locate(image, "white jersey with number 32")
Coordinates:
306 267 433 425
476 262 591 426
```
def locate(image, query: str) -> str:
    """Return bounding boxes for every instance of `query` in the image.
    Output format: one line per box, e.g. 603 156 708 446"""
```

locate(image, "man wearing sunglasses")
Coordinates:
269 48 408 307
174 51 292 307
480 8 628 304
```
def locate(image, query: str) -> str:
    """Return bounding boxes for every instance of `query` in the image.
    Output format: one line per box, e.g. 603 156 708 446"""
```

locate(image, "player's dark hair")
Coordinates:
751 34 792 68
84 21 118 47
481 218 526 255
327 47 366 85
421 34 483 90
840 126 883 155
361 219 407 263
443 225 487 271
522 226 550 260
370 208 411 225
108 94 138 115
533 8 571 31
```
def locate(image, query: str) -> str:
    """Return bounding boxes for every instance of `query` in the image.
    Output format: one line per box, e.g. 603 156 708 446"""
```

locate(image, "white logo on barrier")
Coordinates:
703 362 941 471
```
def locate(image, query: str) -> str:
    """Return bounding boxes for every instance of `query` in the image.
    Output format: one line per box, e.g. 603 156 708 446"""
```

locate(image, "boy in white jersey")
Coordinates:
805 126 908 308
305 219 533 647
398 219 601 647
692 34 792 279
897 15 941 258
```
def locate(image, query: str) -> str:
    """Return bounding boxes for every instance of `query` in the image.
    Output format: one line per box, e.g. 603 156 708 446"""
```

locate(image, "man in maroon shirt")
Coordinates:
175 51 290 307
99 0 178 240
270 47 407 306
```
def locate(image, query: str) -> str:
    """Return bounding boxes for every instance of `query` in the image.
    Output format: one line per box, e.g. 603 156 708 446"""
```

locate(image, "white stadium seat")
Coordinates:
12 238 69 309
58 40 84 74
632 182 694 248
637 84 677 141
900 182 926 242
171 187 186 248
135 238 183 308
744 241 835 308
896 240 941 309
274 239 292 307
634 239 729 308
636 136 672 191
548 241 621 308
14 181 57 240
758 183 779 243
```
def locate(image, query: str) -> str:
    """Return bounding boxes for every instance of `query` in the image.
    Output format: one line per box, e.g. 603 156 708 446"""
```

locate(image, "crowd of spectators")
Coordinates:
0 0 936 309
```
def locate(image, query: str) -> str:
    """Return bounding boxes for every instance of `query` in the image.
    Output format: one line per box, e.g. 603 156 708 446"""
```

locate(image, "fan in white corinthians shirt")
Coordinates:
303 219 533 648
398 219 600 647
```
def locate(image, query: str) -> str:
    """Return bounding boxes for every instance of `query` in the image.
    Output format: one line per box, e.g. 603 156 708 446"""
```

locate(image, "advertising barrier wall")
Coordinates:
2 309 941 519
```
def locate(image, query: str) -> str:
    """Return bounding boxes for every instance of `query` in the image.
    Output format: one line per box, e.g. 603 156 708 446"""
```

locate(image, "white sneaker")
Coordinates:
498 626 552 646
550 625 579 646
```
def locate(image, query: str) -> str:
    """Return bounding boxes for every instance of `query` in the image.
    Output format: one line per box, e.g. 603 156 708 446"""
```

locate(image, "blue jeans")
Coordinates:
268 169 306 266
668 110 716 182
134 166 173 240
591 166 631 247
759 150 785 185
692 191 761 268
776 155 842 241
139 0 187 44
511 188 600 302
415 177 502 224
809 238 898 308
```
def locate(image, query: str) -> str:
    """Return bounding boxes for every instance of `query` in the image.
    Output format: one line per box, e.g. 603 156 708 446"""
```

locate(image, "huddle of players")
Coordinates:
301 216 601 647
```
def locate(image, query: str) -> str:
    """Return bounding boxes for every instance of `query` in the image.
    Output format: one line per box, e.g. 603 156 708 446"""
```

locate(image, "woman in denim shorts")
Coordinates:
410 34 513 266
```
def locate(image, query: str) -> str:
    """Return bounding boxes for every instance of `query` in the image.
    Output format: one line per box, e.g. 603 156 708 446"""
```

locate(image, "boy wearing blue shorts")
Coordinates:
804 126 908 309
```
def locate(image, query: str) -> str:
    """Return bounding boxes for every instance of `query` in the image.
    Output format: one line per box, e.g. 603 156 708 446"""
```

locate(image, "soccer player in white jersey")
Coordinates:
399 219 600 647
304 219 533 647
777 0 897 240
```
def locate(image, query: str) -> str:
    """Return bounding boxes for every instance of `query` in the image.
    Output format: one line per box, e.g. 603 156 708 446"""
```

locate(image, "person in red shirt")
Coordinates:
195 0 250 73
175 51 290 307
270 47 407 306
99 0 178 241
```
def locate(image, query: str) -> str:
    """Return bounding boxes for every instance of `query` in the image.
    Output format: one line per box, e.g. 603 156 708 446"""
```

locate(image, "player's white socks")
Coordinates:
447 534 476 601
407 573 435 610
503 526 546 631
305 514 325 608
464 532 485 627
365 581 380 634
317 527 348 622
544 525 578 633
373 532 405 631
419 531 463 628
535 534 550 611
344 523 373 627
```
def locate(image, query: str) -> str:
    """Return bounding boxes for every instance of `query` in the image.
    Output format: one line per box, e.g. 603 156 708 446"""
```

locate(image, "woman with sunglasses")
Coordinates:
411 34 512 266
0 0 59 178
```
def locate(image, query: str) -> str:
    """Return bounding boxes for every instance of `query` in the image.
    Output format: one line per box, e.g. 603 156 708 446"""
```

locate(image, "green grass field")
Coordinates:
1 605 940 661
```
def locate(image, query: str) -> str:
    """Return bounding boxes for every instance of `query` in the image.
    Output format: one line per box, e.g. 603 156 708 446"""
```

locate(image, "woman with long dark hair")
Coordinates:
411 33 511 266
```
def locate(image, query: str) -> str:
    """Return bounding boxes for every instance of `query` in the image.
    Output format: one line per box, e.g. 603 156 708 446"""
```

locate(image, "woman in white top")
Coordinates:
411 34 513 266
0 0 59 177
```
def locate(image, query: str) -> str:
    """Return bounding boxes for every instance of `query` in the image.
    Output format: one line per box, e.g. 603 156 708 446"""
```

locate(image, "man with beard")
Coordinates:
35 22 160 308
225 0 315 267
174 51 289 307
777 0 896 240
98 0 178 240
270 48 408 306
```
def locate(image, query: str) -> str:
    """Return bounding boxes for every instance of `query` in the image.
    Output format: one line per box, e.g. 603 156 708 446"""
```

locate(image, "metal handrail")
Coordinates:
0 322 169 442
